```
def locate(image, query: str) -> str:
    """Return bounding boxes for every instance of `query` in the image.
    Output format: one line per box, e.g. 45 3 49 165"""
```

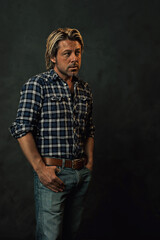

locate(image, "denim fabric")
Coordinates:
34 167 91 240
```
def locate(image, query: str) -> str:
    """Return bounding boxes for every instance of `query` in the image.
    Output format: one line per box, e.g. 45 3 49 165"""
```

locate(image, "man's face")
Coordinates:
51 39 82 80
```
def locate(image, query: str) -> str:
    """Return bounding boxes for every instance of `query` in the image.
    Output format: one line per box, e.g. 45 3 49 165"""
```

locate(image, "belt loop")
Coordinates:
62 159 65 169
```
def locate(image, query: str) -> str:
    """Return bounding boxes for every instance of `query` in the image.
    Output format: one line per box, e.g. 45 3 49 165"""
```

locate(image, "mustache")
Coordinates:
68 64 79 68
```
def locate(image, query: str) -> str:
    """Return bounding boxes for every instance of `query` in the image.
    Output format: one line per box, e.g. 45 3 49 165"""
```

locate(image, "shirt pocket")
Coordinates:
42 95 70 119
75 96 91 119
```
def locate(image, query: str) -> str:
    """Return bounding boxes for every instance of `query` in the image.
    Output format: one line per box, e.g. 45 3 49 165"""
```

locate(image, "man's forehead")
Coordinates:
58 39 81 50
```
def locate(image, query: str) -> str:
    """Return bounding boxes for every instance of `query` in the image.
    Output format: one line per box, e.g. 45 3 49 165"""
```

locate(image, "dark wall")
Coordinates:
1 0 160 239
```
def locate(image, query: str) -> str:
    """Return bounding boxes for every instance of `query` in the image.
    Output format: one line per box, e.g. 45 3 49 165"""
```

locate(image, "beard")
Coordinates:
58 65 80 78
53 58 81 80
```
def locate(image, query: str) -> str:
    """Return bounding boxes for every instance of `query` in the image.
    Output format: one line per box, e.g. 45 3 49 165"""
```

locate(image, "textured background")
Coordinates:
1 0 160 239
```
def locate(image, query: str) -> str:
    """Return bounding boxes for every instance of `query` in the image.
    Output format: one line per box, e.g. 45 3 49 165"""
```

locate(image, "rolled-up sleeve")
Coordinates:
86 115 95 139
9 79 43 139
86 92 95 139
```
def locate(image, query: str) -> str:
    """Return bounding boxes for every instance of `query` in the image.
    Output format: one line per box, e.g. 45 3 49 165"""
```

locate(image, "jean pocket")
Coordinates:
56 166 63 175
84 166 92 174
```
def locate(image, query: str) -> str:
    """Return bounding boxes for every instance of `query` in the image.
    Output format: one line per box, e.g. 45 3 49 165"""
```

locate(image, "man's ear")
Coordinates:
50 56 56 63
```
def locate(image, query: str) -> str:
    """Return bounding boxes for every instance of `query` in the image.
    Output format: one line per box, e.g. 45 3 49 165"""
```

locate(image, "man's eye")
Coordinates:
76 51 80 56
64 52 70 56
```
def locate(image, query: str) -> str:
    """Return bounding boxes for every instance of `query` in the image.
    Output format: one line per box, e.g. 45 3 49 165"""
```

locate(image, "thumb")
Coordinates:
55 167 61 173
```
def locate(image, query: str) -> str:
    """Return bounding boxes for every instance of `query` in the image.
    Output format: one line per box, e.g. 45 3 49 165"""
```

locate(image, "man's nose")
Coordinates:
71 53 78 62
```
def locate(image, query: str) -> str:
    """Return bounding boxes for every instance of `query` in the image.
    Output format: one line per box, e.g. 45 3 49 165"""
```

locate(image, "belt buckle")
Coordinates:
72 158 82 169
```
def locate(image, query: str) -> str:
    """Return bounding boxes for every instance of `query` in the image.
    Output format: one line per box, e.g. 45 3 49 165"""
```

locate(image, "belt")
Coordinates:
43 157 87 170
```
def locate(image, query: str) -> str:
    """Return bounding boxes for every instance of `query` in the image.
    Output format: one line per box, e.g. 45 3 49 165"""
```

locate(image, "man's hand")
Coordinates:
17 133 65 193
85 161 93 171
37 163 65 193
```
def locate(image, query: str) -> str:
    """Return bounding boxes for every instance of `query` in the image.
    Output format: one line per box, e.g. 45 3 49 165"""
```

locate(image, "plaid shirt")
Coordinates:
9 69 95 160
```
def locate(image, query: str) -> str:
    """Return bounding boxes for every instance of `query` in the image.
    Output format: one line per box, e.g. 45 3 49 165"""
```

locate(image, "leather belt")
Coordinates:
43 157 87 170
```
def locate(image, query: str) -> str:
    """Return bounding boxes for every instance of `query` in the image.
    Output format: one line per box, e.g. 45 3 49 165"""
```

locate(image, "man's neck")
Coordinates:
66 78 74 93
53 68 72 82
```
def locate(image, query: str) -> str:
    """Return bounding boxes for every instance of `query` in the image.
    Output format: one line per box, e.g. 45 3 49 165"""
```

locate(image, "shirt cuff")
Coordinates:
9 122 35 139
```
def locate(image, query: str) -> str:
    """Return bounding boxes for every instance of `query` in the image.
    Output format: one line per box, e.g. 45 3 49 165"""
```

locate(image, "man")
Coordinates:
9 28 95 240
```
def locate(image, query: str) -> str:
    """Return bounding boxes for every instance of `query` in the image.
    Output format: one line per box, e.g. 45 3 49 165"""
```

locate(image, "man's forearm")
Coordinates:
85 137 94 170
17 132 45 172
17 132 65 192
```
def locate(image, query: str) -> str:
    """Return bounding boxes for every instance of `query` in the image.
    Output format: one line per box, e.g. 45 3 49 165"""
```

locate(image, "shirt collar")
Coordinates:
49 69 79 83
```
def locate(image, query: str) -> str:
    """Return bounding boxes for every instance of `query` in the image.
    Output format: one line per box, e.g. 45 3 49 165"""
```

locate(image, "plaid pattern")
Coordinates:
9 69 95 160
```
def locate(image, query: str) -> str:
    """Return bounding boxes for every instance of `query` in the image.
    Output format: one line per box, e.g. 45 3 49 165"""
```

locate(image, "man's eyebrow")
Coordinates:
62 48 81 52
63 49 72 52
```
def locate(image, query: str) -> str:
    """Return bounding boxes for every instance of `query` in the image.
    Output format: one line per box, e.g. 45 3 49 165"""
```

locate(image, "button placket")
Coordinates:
63 81 77 155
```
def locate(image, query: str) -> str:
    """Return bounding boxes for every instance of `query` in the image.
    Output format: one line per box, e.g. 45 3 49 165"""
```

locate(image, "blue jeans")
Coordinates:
34 167 92 240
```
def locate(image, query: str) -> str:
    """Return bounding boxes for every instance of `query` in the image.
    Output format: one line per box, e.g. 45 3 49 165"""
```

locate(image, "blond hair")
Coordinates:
45 28 84 70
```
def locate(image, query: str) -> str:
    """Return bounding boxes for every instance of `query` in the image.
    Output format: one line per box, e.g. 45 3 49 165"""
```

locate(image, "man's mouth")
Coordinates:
69 66 78 72
69 65 78 69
